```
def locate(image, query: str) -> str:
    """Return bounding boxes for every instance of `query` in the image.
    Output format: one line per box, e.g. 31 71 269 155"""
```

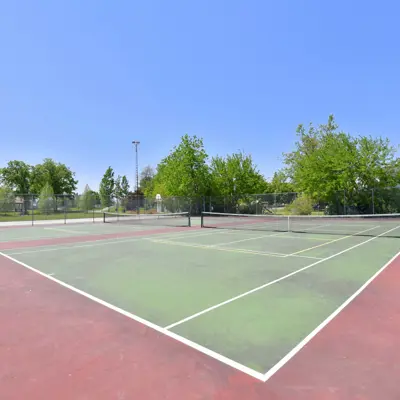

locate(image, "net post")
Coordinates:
287 215 290 232
201 212 204 228
103 212 106 223
188 213 191 227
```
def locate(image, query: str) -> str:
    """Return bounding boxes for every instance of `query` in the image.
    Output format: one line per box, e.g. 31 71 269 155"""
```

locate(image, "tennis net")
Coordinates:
103 212 191 227
201 212 400 238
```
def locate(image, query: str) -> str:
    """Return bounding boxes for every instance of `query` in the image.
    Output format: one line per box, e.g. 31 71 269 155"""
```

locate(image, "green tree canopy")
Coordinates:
283 115 400 213
120 175 130 198
31 158 78 195
151 135 211 197
210 151 266 196
268 171 295 193
80 184 95 211
38 182 55 214
99 167 115 208
114 175 130 208
0 186 15 213
0 161 32 193
140 166 155 196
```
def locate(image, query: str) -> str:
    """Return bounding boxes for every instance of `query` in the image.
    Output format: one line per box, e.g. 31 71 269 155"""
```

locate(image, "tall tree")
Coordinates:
283 115 400 213
80 184 95 211
120 175 130 198
0 161 32 193
99 167 115 208
269 171 295 193
0 186 15 214
114 175 129 202
0 161 33 214
31 158 77 195
114 175 122 208
140 166 155 196
38 182 55 214
210 151 266 196
152 135 210 197
89 190 101 206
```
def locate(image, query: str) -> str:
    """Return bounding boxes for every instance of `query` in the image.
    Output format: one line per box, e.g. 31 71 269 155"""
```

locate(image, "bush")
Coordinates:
285 194 313 215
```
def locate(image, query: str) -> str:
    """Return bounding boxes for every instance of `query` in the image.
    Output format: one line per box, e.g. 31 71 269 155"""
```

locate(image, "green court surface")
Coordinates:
1 217 399 376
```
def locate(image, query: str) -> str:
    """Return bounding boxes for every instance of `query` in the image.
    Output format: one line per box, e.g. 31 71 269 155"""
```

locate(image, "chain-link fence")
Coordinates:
98 188 400 217
0 194 103 225
1 188 399 225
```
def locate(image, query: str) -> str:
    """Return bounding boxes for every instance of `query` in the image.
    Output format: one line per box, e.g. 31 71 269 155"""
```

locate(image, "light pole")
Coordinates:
132 141 140 214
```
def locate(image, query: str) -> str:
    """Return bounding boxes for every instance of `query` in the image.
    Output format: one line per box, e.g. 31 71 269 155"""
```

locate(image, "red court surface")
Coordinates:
1 247 399 399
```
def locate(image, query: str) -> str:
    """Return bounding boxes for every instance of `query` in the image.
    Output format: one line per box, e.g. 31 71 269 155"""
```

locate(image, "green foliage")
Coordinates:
283 114 400 213
284 194 313 215
0 186 15 213
115 175 122 202
151 135 211 197
268 171 295 193
0 159 78 200
39 183 55 213
210 151 266 196
80 184 95 211
31 158 78 195
90 190 100 205
99 167 115 207
120 175 130 198
114 175 130 209
0 161 32 193
140 166 155 196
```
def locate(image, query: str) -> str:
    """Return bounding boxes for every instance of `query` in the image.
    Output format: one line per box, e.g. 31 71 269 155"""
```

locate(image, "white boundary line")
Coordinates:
149 238 323 260
287 225 380 257
164 225 400 330
147 238 289 258
2 224 398 383
4 229 209 255
2 226 237 255
208 232 287 247
44 227 91 235
263 249 400 381
0 250 265 382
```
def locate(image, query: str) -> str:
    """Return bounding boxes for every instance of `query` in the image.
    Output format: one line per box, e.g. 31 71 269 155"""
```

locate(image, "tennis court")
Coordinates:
1 211 400 399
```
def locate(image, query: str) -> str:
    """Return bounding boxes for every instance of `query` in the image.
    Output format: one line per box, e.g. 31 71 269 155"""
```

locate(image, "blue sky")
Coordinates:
1 0 399 193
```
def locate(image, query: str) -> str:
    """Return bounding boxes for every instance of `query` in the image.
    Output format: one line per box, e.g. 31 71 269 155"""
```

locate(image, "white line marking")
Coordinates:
5 229 203 255
287 225 380 257
263 249 400 382
6 237 149 255
208 232 287 247
147 238 288 257
44 227 91 235
149 238 323 260
0 228 201 245
287 254 323 260
0 234 67 243
164 225 400 330
0 251 265 381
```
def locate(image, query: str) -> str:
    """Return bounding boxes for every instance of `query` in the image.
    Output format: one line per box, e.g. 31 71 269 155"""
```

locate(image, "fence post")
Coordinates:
64 195 67 224
256 194 259 214
343 190 346 215
371 189 375 214
31 194 34 226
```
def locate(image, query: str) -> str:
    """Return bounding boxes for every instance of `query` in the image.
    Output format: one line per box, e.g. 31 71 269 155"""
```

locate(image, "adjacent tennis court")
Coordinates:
1 211 400 399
